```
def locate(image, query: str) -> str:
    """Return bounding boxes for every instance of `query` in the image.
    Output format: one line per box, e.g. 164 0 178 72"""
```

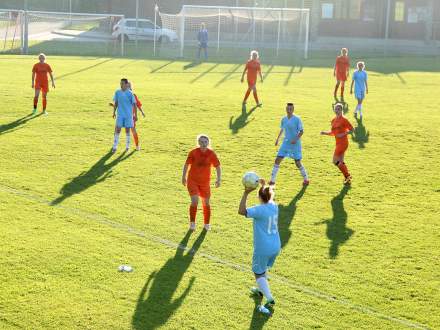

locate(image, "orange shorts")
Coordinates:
247 80 256 88
187 180 210 199
336 73 347 82
35 82 49 93
334 142 348 157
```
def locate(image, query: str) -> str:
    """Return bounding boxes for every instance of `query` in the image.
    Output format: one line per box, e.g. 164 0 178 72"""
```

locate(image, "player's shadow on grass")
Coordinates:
51 150 134 205
56 58 114 80
352 117 369 149
132 230 206 330
316 185 353 259
248 294 271 330
229 104 258 134
278 185 308 249
0 113 42 136
183 61 201 70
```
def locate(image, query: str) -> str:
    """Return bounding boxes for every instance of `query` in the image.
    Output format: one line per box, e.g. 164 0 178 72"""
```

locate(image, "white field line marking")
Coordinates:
0 184 429 330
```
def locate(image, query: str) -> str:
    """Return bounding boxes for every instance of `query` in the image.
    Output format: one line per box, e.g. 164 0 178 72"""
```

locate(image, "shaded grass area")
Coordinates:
0 55 439 329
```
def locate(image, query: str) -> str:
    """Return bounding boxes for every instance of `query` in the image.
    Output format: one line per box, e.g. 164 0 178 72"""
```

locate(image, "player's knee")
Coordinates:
334 161 340 166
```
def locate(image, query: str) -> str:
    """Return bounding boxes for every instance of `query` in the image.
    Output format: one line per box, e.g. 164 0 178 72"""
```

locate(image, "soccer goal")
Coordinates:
158 5 310 61
23 11 125 57
0 9 23 54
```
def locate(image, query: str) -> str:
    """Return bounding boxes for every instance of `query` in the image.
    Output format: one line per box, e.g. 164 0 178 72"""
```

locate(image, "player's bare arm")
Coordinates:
32 72 35 88
113 101 118 118
365 80 368 94
291 130 303 144
241 67 247 83
182 164 189 186
49 72 55 88
215 166 222 188
275 129 283 146
259 70 263 83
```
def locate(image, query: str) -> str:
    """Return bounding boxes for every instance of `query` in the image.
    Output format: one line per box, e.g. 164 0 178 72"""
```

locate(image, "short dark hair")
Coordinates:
120 78 128 84
287 102 294 107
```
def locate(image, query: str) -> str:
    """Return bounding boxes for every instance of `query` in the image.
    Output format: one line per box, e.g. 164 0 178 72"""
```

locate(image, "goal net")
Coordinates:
0 9 23 54
24 11 124 57
158 5 309 62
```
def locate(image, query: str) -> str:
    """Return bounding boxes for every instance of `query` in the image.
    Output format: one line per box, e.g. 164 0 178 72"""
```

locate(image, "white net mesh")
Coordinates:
0 10 23 53
158 5 309 61
24 11 124 56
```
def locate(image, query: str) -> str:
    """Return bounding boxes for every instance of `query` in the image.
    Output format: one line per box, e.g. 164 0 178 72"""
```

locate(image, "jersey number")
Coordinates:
267 216 279 235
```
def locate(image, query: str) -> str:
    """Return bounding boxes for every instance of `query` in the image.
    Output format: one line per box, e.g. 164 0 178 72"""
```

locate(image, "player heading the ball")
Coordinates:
238 178 280 315
182 134 221 231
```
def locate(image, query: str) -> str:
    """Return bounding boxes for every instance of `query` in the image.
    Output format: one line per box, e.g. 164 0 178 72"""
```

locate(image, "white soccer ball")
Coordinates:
242 171 260 189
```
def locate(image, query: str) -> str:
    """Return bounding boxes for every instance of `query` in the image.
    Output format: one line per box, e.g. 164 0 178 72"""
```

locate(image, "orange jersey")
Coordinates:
32 62 52 85
246 59 261 84
331 116 353 144
335 56 350 74
186 148 220 184
132 94 142 115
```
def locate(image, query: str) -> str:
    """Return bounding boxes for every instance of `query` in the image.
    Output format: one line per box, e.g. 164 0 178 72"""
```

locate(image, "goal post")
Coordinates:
21 10 124 57
0 9 24 54
158 5 310 61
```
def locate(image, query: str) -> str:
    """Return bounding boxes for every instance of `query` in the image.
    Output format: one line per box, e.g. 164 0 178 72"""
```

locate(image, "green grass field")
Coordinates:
1 54 439 329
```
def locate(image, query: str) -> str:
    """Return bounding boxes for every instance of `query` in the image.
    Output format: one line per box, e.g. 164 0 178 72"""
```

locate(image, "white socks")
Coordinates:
256 276 274 302
299 165 308 180
271 164 280 183
113 133 120 149
126 133 130 149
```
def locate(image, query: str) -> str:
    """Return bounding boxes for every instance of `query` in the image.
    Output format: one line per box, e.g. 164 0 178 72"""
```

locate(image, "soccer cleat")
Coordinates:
268 181 275 186
136 145 141 151
257 103 263 107
189 222 196 231
111 147 117 153
43 110 48 115
125 147 130 152
32 109 37 115
303 179 310 186
264 299 275 309
258 305 271 315
344 175 352 185
250 287 263 297
203 224 211 231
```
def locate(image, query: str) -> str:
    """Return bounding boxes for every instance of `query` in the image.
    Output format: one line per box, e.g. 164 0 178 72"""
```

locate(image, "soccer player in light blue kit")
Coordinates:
270 103 309 186
238 179 280 315
112 78 136 152
350 61 368 119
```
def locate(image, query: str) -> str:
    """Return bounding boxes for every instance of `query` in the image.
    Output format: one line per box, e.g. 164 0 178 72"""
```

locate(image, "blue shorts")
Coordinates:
277 142 302 160
116 115 134 128
199 42 208 48
252 253 278 275
355 90 365 100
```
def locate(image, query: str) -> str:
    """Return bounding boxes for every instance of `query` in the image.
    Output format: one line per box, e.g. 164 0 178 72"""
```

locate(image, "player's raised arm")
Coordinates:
238 188 252 216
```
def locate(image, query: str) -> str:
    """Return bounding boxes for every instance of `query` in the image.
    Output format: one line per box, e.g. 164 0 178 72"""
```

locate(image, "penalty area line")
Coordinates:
0 184 429 330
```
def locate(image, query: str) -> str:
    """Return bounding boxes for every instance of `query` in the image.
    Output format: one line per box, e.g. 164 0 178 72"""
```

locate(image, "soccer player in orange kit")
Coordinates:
241 50 263 107
32 53 55 115
333 48 350 100
127 81 145 151
321 103 354 184
182 135 221 231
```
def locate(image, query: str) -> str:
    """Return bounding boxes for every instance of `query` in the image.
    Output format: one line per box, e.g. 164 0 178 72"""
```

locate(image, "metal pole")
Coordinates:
23 0 28 54
384 0 391 55
217 8 221 52
153 4 157 56
69 0 72 25
180 7 185 57
121 15 125 56
135 0 139 49
304 9 309 59
276 10 281 56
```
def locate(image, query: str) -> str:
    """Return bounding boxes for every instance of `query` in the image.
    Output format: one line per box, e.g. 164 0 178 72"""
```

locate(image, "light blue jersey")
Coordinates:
353 70 368 99
114 89 136 118
277 115 304 160
246 202 281 256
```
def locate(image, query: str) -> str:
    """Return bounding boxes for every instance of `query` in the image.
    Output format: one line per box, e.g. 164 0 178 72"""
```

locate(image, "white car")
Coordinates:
112 18 177 43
